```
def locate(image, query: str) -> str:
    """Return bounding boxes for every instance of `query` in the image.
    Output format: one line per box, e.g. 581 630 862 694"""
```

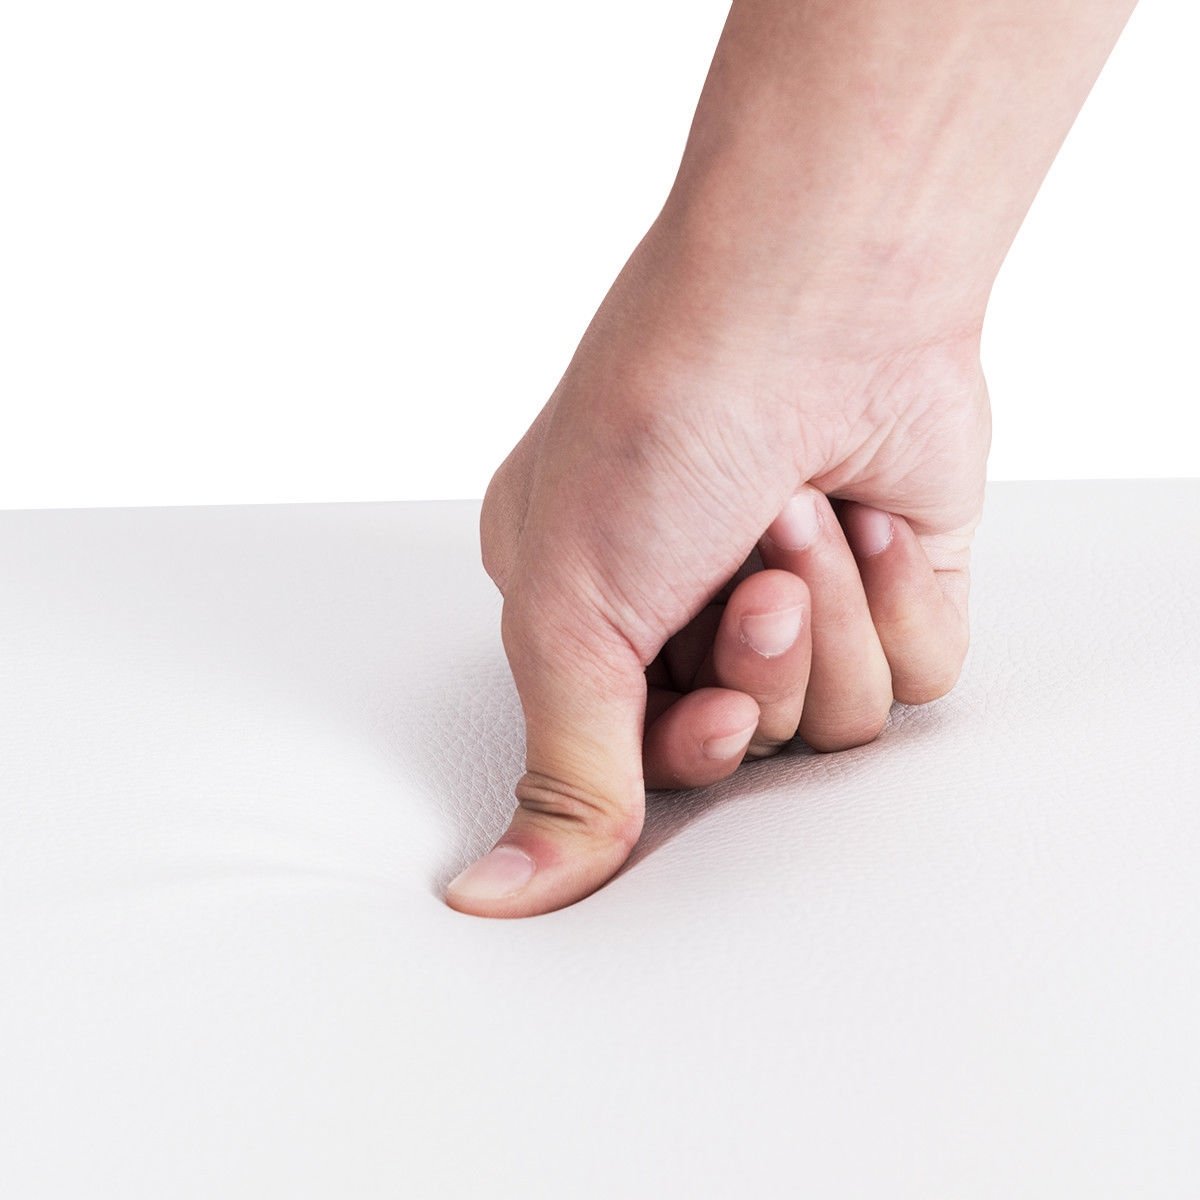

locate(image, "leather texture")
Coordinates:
2 480 1198 1198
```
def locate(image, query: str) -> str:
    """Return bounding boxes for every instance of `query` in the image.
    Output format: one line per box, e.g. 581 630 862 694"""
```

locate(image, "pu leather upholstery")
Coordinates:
2 480 1197 1197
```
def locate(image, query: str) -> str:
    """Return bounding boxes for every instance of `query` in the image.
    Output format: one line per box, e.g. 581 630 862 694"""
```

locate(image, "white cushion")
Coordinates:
2 480 1198 1197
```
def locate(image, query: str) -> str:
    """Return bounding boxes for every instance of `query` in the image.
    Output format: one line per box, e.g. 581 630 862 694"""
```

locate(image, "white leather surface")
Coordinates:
2 481 1198 1197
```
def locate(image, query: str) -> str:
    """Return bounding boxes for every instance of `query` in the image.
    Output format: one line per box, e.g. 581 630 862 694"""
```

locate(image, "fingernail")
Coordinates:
848 507 895 558
446 845 536 902
765 490 820 551
740 605 804 658
702 723 758 761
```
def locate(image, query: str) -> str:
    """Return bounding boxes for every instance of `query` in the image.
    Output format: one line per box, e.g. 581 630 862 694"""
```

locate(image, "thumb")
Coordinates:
444 585 648 918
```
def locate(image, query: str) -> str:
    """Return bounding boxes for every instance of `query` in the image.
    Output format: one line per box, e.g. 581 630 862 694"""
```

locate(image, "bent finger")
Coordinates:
759 486 893 751
700 569 811 758
840 503 970 704
642 686 761 790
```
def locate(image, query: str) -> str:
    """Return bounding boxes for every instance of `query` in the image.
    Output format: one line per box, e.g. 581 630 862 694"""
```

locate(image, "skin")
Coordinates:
445 0 1139 918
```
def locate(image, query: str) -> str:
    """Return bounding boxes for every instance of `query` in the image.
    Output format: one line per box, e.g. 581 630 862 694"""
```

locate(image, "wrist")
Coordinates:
649 0 1084 355
647 172 990 363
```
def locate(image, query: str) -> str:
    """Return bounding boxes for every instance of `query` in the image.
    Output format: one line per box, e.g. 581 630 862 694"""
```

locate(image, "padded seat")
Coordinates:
2 480 1197 1197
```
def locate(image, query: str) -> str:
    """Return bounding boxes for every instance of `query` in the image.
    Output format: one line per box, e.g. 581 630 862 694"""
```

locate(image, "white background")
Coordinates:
1 0 1195 510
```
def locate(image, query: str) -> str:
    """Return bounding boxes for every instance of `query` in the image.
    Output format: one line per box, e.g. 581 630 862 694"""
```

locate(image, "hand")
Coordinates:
441 0 1132 918
444 213 989 918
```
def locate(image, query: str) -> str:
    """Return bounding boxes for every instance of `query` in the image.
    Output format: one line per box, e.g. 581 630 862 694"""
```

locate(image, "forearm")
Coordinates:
658 0 1138 346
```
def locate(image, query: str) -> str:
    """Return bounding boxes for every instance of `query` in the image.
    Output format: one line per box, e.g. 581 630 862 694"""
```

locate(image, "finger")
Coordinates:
444 588 647 919
653 547 764 690
696 569 811 759
758 486 893 752
840 503 970 704
642 687 761 790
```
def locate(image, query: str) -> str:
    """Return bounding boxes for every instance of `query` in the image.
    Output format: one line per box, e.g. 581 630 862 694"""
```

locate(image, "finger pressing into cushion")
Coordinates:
642 687 761 791
758 486 893 752
445 590 649 918
839 503 970 705
697 568 811 759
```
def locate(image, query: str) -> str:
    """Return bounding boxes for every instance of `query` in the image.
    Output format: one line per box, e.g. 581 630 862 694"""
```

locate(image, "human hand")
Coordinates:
441 0 1135 917
444 213 989 918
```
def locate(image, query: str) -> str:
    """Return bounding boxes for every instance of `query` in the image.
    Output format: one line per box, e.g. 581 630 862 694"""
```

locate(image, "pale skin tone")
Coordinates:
445 0 1140 918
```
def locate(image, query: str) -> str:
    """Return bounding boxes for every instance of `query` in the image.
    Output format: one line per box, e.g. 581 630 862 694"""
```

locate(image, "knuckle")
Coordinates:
802 710 889 753
873 606 935 648
894 665 962 706
479 471 515 591
747 678 807 708
479 531 505 591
